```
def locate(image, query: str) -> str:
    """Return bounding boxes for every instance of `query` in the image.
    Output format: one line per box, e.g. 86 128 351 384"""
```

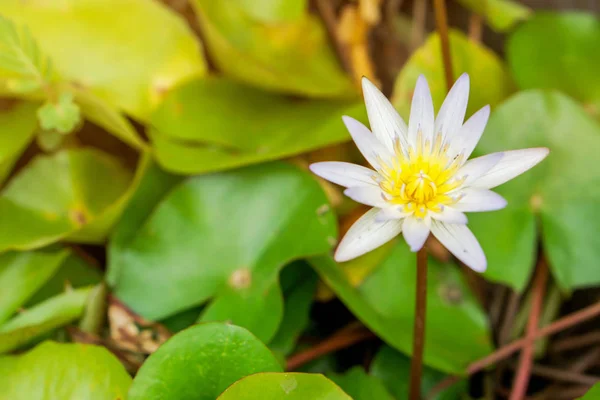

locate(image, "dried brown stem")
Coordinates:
286 325 376 371
510 260 548 400
410 0 427 50
550 330 600 353
432 0 453 91
409 247 429 400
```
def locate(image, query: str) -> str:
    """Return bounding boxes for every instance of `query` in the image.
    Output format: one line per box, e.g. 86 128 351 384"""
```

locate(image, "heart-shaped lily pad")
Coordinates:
0 149 150 252
148 78 364 174
392 30 514 120
0 341 131 399
456 0 531 32
217 373 352 400
0 0 206 119
109 162 336 342
507 12 600 114
129 323 282 400
469 90 600 291
309 242 493 374
190 1 355 98
328 367 395 400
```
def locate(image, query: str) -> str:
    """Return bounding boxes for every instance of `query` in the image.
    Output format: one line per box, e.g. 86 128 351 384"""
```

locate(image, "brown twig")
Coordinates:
510 260 548 400
315 0 354 75
410 0 427 50
409 248 429 400
432 0 454 91
426 300 600 399
286 325 376 370
468 13 483 43
550 330 600 353
527 364 600 386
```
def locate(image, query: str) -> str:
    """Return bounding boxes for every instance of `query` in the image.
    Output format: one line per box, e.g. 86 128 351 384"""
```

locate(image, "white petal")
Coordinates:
456 152 504 186
310 162 378 188
335 208 403 262
430 206 468 224
361 77 409 153
434 73 470 143
453 188 507 212
375 207 410 222
344 186 387 208
402 215 431 252
408 75 435 149
447 105 490 162
342 116 393 170
430 221 486 272
470 148 550 189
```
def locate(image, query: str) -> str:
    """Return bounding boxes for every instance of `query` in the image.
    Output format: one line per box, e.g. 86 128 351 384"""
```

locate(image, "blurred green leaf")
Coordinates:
0 14 56 93
191 1 355 98
149 78 363 174
456 0 531 32
0 101 38 183
269 263 317 356
218 372 352 399
0 248 69 324
0 0 207 119
129 323 282 400
0 287 91 353
37 92 81 134
393 30 514 120
507 12 600 114
370 345 468 399
0 148 135 252
328 367 395 400
110 162 336 342
471 90 600 291
309 243 493 374
0 341 131 399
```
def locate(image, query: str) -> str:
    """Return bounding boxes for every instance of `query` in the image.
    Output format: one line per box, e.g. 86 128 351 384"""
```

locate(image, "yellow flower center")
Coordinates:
378 133 465 218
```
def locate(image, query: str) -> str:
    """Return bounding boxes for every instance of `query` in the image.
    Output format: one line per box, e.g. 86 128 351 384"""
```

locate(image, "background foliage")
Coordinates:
0 1 599 399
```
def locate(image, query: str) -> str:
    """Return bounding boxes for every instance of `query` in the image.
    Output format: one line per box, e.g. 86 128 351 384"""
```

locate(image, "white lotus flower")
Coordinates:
310 74 548 272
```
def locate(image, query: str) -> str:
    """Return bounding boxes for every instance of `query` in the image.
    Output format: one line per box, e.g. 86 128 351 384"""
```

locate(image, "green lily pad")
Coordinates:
110 162 336 342
370 345 467 399
328 367 395 400
0 287 91 353
581 384 600 399
129 323 282 400
0 0 206 119
470 90 600 291
0 148 143 252
148 78 363 174
0 101 39 183
392 30 514 120
507 12 600 113
456 0 531 32
0 341 131 399
309 242 493 374
217 373 352 400
269 263 318 356
0 248 70 324
190 1 355 98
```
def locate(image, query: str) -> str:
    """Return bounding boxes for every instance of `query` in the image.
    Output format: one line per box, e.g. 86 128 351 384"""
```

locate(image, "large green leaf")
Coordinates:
470 90 600 291
507 12 600 113
581 384 600 399
0 148 138 252
148 78 363 174
0 0 206 119
328 367 395 400
370 345 467 399
392 30 514 120
456 0 531 32
0 287 91 353
309 243 493 374
0 101 38 183
129 323 282 400
110 162 336 342
0 341 131 399
0 248 69 324
191 1 355 98
218 373 352 399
